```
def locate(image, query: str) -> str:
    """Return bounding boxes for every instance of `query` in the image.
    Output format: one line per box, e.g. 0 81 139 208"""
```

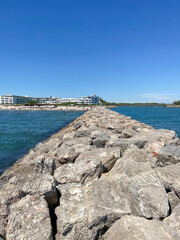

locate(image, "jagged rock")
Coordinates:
74 120 83 129
156 163 180 197
64 137 92 146
158 144 180 165
103 215 180 240
93 134 110 148
106 138 148 151
164 203 180 236
6 194 53 240
0 184 26 238
56 179 131 240
168 192 180 211
105 146 157 176
76 147 121 172
121 128 136 138
34 155 56 175
102 169 169 219
54 158 103 185
122 170 169 219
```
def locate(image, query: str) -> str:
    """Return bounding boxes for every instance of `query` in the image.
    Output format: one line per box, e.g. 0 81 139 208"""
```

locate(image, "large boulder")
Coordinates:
106 138 148 151
56 178 131 240
122 170 169 219
93 134 111 148
158 144 180 165
156 163 180 197
76 147 121 172
164 203 180 236
54 158 103 185
6 194 53 240
103 215 180 240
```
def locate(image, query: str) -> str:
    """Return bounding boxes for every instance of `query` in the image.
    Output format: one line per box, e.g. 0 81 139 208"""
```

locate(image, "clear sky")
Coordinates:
0 0 179 103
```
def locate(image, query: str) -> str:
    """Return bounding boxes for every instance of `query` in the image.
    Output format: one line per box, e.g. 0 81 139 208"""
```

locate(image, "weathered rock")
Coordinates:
105 146 157 177
168 192 180 211
76 147 121 172
6 194 53 240
106 138 148 151
156 163 180 197
103 215 180 240
93 134 111 148
164 203 180 237
0 184 26 238
125 171 169 219
54 158 103 185
158 144 180 165
102 170 169 219
56 179 131 240
164 203 180 236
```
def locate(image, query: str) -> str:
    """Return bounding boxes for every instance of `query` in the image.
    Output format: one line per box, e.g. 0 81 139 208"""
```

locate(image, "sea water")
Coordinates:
0 106 180 174
113 106 180 136
0 110 83 174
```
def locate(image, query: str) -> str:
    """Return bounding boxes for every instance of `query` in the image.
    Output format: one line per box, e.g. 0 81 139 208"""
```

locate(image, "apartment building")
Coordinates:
0 95 100 105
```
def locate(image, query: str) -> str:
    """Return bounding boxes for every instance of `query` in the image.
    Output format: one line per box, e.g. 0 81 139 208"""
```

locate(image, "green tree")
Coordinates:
173 100 180 105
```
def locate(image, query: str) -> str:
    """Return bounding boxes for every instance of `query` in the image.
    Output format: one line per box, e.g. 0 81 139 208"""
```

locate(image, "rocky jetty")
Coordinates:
0 107 180 240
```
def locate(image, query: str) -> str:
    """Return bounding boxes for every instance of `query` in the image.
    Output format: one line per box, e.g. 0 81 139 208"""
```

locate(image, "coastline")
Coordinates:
0 106 180 239
0 105 92 111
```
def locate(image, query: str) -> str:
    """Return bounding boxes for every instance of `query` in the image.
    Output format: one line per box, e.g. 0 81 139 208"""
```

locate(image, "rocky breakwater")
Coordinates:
0 107 180 240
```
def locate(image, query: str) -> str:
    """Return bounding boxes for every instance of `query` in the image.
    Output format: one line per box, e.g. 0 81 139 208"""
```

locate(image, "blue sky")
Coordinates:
0 0 179 103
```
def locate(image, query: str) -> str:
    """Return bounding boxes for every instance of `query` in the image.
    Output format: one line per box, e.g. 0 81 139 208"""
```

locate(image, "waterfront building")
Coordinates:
0 95 100 105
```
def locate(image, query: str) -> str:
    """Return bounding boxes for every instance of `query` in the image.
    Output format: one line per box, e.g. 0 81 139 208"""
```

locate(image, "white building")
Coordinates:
56 95 100 105
0 95 100 105
0 95 29 104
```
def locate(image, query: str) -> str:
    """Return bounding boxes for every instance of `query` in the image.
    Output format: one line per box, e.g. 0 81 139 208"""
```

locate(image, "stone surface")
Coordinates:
56 178 131 240
168 192 180 211
54 158 103 185
6 194 53 240
158 144 180 165
93 134 110 148
156 163 180 197
123 170 169 219
103 215 180 240
164 203 180 236
76 147 121 172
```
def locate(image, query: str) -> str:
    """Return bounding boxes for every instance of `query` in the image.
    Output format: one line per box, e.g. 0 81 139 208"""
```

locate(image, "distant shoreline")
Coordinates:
0 105 92 111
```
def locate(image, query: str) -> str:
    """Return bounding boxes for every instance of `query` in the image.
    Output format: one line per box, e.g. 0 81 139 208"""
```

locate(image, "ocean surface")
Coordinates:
0 110 83 174
113 106 180 136
0 106 180 175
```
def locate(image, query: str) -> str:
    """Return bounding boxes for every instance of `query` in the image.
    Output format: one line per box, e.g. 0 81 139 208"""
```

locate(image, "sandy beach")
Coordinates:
0 105 92 111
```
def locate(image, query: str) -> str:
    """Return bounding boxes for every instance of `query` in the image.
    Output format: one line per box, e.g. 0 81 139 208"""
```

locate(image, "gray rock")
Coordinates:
106 138 148 151
106 146 157 177
76 147 121 172
103 215 180 240
156 163 180 197
158 144 180 165
56 179 131 240
54 144 79 164
6 194 53 240
168 192 180 211
93 134 110 148
164 203 180 236
123 171 169 219
102 170 169 220
54 158 103 185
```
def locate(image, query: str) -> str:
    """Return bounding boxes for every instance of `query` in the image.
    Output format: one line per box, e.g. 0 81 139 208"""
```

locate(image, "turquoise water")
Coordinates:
0 107 180 175
0 110 83 174
113 106 180 137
